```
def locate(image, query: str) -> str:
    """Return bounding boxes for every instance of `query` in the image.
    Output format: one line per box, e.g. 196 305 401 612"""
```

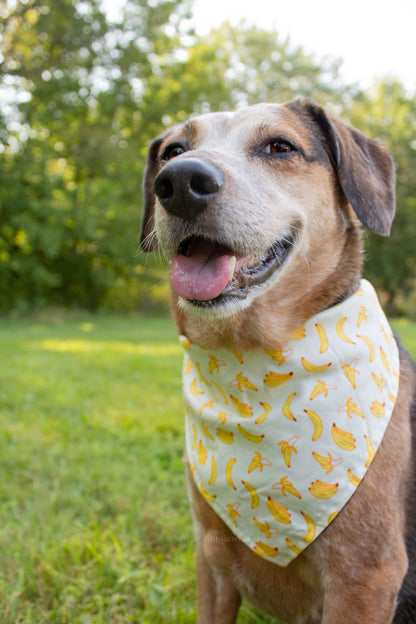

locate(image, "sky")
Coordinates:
190 0 416 91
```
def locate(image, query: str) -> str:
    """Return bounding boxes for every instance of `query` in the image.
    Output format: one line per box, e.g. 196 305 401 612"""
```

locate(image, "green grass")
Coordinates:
0 313 415 623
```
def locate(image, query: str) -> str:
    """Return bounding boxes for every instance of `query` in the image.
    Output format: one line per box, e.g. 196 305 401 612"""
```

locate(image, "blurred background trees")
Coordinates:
1 0 415 315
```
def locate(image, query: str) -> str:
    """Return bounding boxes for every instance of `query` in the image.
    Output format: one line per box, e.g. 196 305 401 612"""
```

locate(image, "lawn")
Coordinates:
0 313 415 623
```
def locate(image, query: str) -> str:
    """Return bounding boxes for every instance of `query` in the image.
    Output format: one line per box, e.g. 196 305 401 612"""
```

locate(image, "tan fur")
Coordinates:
142 100 415 623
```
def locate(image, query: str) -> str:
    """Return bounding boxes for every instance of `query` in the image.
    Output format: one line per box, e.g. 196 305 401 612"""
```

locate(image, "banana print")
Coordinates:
273 476 302 499
303 409 323 441
301 357 332 373
336 316 356 345
278 436 299 468
253 517 279 538
331 423 356 451
315 323 329 353
309 380 337 400
230 372 258 392
230 395 253 418
264 370 293 387
180 280 400 566
241 480 260 509
312 451 343 475
248 452 272 473
225 457 237 490
208 455 217 486
254 402 272 424
300 511 316 543
309 479 339 499
338 397 365 420
282 392 297 421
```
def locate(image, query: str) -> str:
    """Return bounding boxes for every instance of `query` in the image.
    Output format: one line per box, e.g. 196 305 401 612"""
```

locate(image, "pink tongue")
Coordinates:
171 245 236 301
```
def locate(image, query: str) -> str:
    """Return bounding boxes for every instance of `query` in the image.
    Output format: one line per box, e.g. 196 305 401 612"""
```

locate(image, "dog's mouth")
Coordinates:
170 227 298 307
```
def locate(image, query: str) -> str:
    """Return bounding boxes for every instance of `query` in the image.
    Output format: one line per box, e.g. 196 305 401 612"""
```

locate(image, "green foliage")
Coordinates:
0 0 415 314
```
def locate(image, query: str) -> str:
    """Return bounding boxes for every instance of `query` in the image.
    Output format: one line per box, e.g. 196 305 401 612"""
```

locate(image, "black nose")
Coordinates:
154 157 224 220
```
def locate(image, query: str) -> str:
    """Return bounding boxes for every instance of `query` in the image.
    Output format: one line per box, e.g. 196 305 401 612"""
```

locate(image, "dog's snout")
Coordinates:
154 157 224 220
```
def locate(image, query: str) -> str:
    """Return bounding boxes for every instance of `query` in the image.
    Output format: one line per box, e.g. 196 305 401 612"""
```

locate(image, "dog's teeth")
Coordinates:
228 256 237 282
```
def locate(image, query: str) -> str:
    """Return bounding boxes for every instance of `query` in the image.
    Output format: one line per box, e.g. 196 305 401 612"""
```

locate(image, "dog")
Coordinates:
140 99 416 623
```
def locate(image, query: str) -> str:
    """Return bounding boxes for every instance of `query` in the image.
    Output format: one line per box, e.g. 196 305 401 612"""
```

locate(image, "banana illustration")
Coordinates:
357 334 375 362
208 356 225 374
328 510 339 524
232 350 244 364
230 372 258 392
225 457 237 490
230 395 253 418
201 421 214 441
301 511 316 543
216 427 234 444
264 348 293 364
285 537 302 555
272 476 301 499
331 423 356 451
254 402 272 424
341 360 360 389
191 424 197 450
291 327 306 340
304 409 323 441
312 451 343 475
372 371 385 393
315 323 329 353
253 541 279 558
266 496 292 524
264 370 294 387
197 440 208 465
364 434 375 468
278 436 299 468
338 397 364 419
181 337 191 350
357 305 369 327
347 468 361 487
282 392 297 421
196 362 210 387
237 423 264 443
371 400 385 418
379 346 390 373
309 380 337 400
190 378 204 396
211 381 229 404
199 481 216 503
336 316 355 344
253 517 279 538
184 357 193 375
226 503 241 526
301 357 332 373
217 411 230 424
248 451 272 473
199 399 217 416
309 479 339 499
241 480 260 509
208 455 217 485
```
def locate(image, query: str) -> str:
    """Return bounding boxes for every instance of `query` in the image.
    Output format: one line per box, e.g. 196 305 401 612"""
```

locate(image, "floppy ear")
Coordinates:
291 100 396 236
140 136 165 252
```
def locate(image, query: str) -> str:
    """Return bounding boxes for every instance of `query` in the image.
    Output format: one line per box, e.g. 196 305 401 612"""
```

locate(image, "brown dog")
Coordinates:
141 100 416 623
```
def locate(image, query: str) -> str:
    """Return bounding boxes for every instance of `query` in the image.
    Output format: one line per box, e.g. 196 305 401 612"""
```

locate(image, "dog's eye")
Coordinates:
162 143 186 161
264 140 296 155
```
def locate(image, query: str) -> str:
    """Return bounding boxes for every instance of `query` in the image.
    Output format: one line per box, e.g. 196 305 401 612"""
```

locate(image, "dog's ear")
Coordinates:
290 100 396 236
140 136 165 252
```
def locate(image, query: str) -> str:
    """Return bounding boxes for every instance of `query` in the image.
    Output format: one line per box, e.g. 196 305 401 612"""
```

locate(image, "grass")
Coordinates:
0 313 415 623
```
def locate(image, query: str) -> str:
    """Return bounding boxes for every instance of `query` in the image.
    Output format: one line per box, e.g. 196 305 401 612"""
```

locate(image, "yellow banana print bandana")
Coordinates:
181 279 400 566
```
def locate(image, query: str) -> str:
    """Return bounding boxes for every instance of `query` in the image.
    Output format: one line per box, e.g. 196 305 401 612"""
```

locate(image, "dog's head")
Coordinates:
141 100 395 349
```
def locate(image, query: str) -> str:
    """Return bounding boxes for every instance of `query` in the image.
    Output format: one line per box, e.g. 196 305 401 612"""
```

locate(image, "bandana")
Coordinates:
180 280 399 566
